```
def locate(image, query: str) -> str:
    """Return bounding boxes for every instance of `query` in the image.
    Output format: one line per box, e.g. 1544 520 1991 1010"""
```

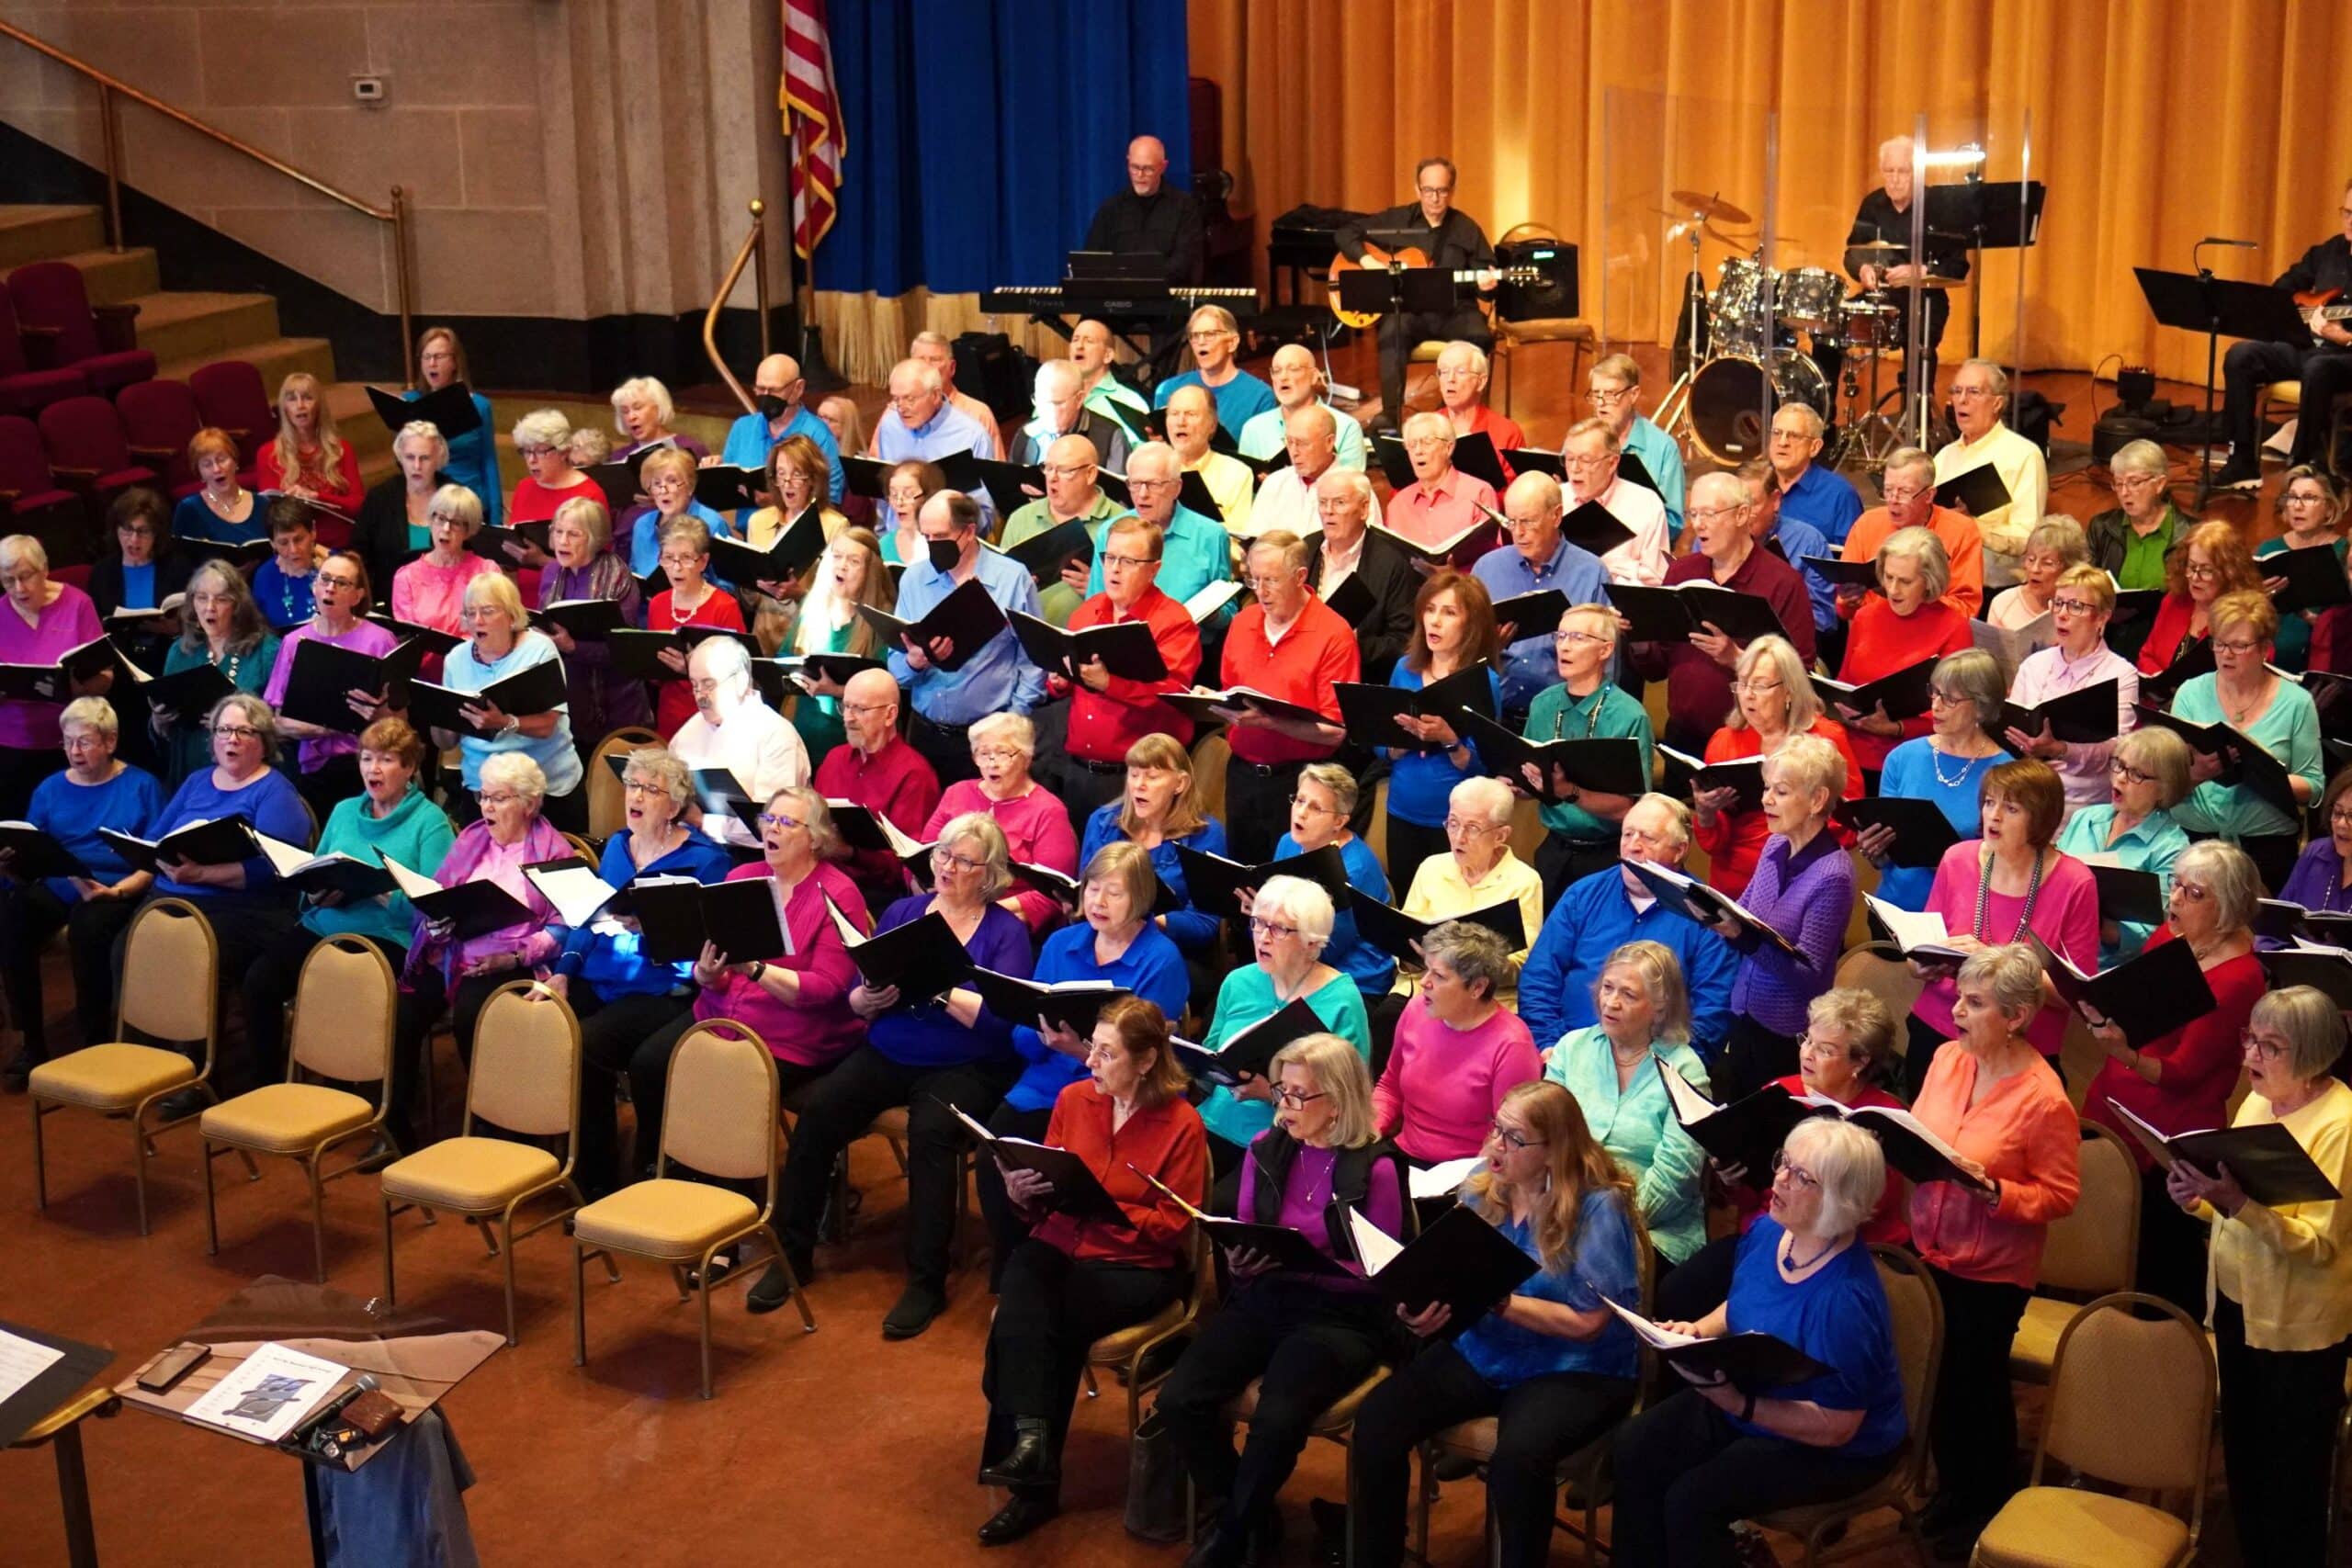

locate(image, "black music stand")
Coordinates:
1938 179 2047 359
2135 265 2308 507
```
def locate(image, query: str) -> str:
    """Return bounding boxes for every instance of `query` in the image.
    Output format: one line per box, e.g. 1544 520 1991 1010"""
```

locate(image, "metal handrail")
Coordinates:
0 18 414 364
702 198 770 417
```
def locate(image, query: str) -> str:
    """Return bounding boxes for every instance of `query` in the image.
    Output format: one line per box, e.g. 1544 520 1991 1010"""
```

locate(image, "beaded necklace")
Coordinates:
1972 847 2045 942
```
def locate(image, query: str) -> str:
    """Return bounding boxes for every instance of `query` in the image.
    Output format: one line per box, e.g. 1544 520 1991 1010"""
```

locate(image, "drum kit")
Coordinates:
1651 191 1960 470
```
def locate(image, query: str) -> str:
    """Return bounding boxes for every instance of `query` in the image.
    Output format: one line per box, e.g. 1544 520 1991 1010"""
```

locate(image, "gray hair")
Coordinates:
512 408 571 451
2249 986 2348 1085
1628 791 1692 852
1252 873 1335 949
1781 1117 1887 1237
1295 761 1359 818
1956 942 2043 1023
1419 919 1516 1001
609 376 674 434
2171 840 2259 936
968 711 1035 760
1451 774 1516 827
1805 987 1895 1070
60 695 119 739
1765 732 1845 807
1771 402 1826 439
2113 724 2193 809
889 357 944 396
2023 517 2089 565
1729 635 1826 734
1933 648 2007 716
429 483 483 533
770 784 846 863
0 534 44 573
1286 402 1340 442
1878 525 1952 601
1878 134 1916 162
1882 446 1937 488
208 691 281 766
552 494 612 554
480 749 548 806
688 634 752 685
936 809 1013 899
1957 357 2010 402
1033 359 1080 400
1400 411 1454 446
621 745 692 809
2109 439 2169 481
1436 340 1489 377
394 420 449 464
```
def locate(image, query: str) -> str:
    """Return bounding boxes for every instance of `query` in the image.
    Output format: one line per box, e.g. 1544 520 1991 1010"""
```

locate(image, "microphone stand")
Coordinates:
2190 238 2222 508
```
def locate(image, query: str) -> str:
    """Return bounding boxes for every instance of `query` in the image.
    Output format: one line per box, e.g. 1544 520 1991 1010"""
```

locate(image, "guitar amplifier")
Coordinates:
1495 238 1579 321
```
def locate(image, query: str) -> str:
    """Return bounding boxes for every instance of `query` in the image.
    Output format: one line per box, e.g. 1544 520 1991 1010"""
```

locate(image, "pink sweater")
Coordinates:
1372 994 1543 1162
922 778 1080 934
1913 840 2099 1059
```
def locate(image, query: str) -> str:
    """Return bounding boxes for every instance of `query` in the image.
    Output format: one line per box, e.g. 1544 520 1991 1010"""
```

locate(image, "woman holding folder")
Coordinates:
435 572 583 831
2079 841 2265 1314
534 496 650 755
2052 725 2193 967
1858 650 2006 910
1377 570 1504 895
153 560 279 788
974 997 1204 1548
1906 942 2079 1556
1830 526 1973 782
1613 1116 1909 1566
2134 521 2261 679
1346 1080 1642 1568
2003 566 2140 823
263 549 397 826
1159 1033 1408 1568
2165 589 2324 895
777 525 893 763
1689 636 1863 898
2167 985 2352 1568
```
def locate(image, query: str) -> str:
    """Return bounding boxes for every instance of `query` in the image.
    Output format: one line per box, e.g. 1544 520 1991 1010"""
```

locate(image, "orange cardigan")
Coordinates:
1906 1045 2081 1289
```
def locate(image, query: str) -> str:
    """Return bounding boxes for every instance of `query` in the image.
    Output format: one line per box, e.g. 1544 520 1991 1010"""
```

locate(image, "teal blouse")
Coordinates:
1543 1025 1711 1263
2169 672 2324 841
1522 679 1655 842
156 633 280 788
2053 804 2190 967
1197 964 1371 1150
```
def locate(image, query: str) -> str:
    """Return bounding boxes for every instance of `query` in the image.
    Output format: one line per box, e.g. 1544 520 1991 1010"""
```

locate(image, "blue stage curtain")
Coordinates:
821 0 1191 297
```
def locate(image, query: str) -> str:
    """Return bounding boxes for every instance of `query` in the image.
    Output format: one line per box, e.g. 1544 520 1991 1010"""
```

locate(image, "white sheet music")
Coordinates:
1407 1156 1482 1201
183 1341 347 1443
0 1328 64 1405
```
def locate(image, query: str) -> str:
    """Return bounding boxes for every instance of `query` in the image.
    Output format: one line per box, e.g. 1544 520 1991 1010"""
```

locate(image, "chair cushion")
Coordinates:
1971 1485 2190 1568
1430 1416 1499 1460
380 1136 561 1212
75 350 156 393
0 367 86 415
1497 318 1594 345
29 1043 196 1110
200 1083 373 1153
1090 1300 1187 1362
2267 378 2304 410
571 1178 756 1259
2007 1295 2075 1381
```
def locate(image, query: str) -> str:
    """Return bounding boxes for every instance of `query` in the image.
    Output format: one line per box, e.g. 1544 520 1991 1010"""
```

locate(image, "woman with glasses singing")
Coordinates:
534 495 650 751
1372 919 1540 1168
153 559 279 788
1160 1033 1409 1567
921 713 1079 937
2054 725 2194 967
1347 1080 1644 1568
435 571 584 831
1543 939 1710 1271
782 810 1035 1340
264 550 397 823
1196 873 1372 1183
2167 986 2352 1568
0 535 108 820
1905 942 2079 1556
2281 764 2352 919
389 483 496 643
1077 734 1224 1008
1519 603 1654 906
1826 525 1973 784
1858 650 2007 910
1690 635 1864 897
2001 565 2141 823
88 489 191 674
542 747 730 1198
1614 1117 1910 1567
2084 440 2188 663
2080 840 2266 1315
1265 761 1396 997
645 513 749 740
2166 589 2324 893
876 458 944 570
2136 520 2262 679
2255 466 2345 672
779 525 893 762
1980 517 2087 637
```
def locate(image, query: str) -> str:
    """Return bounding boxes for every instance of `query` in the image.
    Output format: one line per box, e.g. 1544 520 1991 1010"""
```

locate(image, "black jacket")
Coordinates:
1084 186 1205 285
1306 525 1419 682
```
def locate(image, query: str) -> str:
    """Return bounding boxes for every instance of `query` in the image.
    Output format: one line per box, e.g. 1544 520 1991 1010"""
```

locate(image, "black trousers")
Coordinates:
1923 1264 2029 1528
237 924 414 1135
777 1043 1018 1292
2215 1292 2349 1568
0 881 136 1059
1058 757 1127 841
906 710 978 788
1374 309 1490 424
1382 814 1449 907
1157 1275 1390 1535
1611 1388 1897 1568
1223 757 1306 866
979 1238 1185 1502
2134 1161 2210 1319
392 967 510 1094
633 1007 829 1180
1349 1341 1633 1568
0 745 63 824
976 1101 1055 1291
1533 832 1617 911
2223 337 2352 468
1717 1014 1803 1102
1652 1232 1741 1325
567 983 694 1199
110 895 298 1090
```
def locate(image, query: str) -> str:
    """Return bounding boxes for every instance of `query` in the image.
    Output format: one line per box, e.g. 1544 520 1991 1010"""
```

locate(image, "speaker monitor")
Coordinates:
1495 238 1578 322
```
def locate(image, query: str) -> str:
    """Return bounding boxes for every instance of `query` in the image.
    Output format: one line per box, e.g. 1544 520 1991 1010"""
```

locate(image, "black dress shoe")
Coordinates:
746 1260 801 1314
152 1087 209 1124
881 1281 946 1340
1184 1523 1246 1568
978 1418 1059 1489
977 1495 1057 1547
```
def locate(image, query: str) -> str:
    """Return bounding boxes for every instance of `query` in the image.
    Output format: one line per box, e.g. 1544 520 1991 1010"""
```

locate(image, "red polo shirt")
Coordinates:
1027 1078 1207 1269
1066 583 1201 763
1457 403 1526 480
811 733 941 899
1220 593 1359 765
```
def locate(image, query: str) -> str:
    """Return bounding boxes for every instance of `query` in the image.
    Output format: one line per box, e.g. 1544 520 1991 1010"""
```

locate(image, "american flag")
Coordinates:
781 0 843 259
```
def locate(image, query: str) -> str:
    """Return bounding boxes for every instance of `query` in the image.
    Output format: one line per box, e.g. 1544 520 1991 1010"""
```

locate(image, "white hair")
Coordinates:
609 376 674 434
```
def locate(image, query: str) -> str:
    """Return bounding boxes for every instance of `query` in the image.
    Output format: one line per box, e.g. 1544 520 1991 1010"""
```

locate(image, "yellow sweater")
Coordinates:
2206 1078 2352 1353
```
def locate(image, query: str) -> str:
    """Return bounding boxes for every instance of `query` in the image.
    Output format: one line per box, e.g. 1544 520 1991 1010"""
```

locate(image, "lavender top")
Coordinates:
1728 830 1856 1035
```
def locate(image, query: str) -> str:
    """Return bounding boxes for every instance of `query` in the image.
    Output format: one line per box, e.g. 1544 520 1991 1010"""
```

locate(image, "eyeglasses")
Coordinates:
1040 462 1095 479
427 510 468 525
2109 759 2155 785
314 574 361 592
2284 490 2330 507
206 723 262 740
2212 638 2263 655
2328 807 2352 827
841 701 895 719
1416 185 1453 198
1248 916 1300 940
757 812 806 832
1486 1120 1542 1151
1272 1087 1327 1109
2111 472 2165 491
1771 1149 1821 1190
1553 629 1608 648
1734 678 1785 694
2173 880 2213 903
931 847 985 874
2242 1030 2290 1060
1686 504 1745 526
1286 793 1339 816
1880 486 1929 506
2050 597 2098 616
1245 574 1295 591
2184 561 2220 579
1927 687 1973 706
1100 552 1157 571
478 791 521 808
1585 387 1633 406
971 747 1021 763
1950 385 1997 401
1442 816 1504 836
622 779 668 797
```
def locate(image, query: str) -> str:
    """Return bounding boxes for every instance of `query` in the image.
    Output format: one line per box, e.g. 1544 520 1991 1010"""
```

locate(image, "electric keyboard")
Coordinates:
980 284 1260 325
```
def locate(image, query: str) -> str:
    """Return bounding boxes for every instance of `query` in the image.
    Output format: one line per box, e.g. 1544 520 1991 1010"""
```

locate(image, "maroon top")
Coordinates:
1633 543 1816 740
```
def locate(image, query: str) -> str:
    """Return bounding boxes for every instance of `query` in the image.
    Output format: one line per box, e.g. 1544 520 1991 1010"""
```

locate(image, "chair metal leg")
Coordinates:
695 1248 717 1400
306 1158 328 1283
571 1243 588 1367
381 1200 399 1303
1082 1365 1099 1400
498 1216 519 1347
198 1135 217 1252
28 1097 45 1212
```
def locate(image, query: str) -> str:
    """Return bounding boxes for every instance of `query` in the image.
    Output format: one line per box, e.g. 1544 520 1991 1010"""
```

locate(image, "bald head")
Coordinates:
752 354 805 420
842 667 900 752
1268 344 1320 411
1125 440 1181 525
1284 401 1339 479
1164 384 1216 458
1686 470 1752 559
1126 136 1169 197
1042 432 1101 514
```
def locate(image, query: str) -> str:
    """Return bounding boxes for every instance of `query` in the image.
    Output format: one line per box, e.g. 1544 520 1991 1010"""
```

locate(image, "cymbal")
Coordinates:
1849 240 1911 256
1910 274 1963 290
1668 189 1752 226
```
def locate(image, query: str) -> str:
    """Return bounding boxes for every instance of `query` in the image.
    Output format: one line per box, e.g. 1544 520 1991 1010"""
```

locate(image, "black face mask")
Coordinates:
927 537 962 572
756 393 790 421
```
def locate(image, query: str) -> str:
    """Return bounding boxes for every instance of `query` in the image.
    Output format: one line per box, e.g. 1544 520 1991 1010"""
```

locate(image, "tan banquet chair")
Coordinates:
571 1017 813 1399
380 979 611 1345
1970 1292 2214 1568
28 897 222 1235
1086 1225 1214 1436
586 725 661 839
2008 1122 2137 1383
1754 1244 1945 1565
198 934 398 1281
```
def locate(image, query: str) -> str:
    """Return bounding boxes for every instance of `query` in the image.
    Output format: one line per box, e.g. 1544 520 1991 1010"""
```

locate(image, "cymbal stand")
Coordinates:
1826 288 1905 474
1651 209 1713 441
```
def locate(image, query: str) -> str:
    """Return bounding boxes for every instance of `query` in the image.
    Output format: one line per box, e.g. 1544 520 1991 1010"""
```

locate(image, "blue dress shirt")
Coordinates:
1781 462 1865 547
1518 863 1740 1058
1469 537 1611 713
886 549 1047 722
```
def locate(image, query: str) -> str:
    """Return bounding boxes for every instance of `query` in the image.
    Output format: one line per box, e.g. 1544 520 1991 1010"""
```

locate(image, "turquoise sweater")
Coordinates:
300 786 457 950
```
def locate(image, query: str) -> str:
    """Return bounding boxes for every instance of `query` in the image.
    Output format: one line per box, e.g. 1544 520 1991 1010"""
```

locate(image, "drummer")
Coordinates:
1843 135 1971 386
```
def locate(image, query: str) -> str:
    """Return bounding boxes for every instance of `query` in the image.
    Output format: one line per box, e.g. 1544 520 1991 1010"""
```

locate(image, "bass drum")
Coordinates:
1688 351 1830 464
1710 258 1774 358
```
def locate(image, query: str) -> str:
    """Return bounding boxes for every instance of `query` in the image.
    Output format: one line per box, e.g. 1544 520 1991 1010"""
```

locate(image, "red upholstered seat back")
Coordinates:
0 413 56 493
115 378 205 493
189 359 275 468
38 395 137 476
7 262 102 365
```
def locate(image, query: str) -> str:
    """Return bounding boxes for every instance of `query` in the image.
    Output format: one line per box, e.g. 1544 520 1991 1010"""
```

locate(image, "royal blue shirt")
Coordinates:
1470 537 1611 713
627 500 733 581
1275 829 1396 995
1079 805 1227 953
1519 864 1739 1059
27 764 164 904
1770 514 1838 634
553 829 733 998
149 766 311 912
1001 920 1188 1112
1454 1187 1642 1387
1724 1219 1907 1459
866 894 1032 1069
886 552 1047 723
719 403 844 512
1780 462 1864 547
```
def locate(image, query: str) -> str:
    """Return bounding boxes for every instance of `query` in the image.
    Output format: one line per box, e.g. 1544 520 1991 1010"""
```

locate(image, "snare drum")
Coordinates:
1688 351 1830 465
1777 267 1842 332
1833 296 1902 350
1711 258 1774 358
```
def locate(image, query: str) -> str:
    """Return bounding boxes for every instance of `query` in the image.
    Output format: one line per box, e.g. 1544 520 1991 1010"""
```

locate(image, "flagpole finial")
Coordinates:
750 198 765 217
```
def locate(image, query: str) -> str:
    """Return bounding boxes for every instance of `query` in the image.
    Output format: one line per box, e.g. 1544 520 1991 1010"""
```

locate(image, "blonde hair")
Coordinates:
1765 732 1845 809
462 570 528 635
270 373 348 491
1267 1033 1378 1149
1726 636 1824 734
414 324 470 384
551 495 612 555
1464 1081 1638 1274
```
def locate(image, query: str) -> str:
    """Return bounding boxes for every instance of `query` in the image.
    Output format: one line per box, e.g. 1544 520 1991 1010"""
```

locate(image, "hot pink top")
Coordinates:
0 582 99 750
921 778 1080 934
1913 840 2099 1058
1372 993 1542 1162
691 861 871 1067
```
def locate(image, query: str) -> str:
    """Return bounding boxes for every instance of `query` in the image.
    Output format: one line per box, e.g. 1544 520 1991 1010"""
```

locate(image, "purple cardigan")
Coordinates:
403 816 570 999
1728 830 1856 1036
2279 837 2352 917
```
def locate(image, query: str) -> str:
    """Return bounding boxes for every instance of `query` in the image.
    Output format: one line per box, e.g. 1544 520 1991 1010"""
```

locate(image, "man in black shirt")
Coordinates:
1336 156 1497 429
2212 184 2352 491
1841 135 1971 393
1083 135 1204 286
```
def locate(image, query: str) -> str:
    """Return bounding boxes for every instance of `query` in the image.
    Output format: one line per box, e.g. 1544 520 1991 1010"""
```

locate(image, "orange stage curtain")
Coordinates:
1186 0 2352 388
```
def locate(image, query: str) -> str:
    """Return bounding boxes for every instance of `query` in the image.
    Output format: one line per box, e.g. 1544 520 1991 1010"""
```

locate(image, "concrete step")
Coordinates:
126 289 281 367
36 246 162 307
0 205 107 271
153 334 335 394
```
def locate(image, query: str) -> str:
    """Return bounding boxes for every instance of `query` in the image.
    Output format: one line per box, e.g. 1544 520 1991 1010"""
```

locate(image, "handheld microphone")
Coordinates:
289 1372 380 1454
2199 237 2258 248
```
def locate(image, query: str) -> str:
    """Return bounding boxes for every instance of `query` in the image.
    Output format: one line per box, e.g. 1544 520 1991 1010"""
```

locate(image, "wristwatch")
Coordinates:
749 960 768 983
500 716 522 739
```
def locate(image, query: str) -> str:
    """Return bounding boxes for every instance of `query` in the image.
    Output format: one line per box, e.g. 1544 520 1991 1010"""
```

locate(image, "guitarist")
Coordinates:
2215 182 2352 491
1336 156 1498 430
